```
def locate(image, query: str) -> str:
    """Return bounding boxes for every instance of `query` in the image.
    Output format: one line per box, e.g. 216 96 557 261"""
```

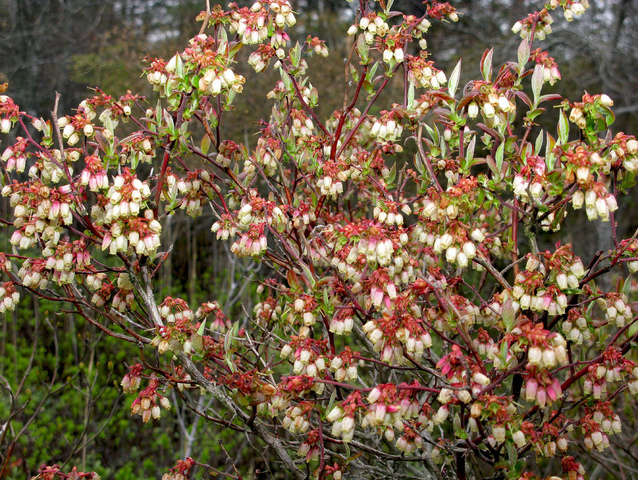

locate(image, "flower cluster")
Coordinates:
281 337 328 381
121 363 144 394
405 55 447 89
130 377 171 422
348 14 389 44
512 9 554 40
0 281 20 313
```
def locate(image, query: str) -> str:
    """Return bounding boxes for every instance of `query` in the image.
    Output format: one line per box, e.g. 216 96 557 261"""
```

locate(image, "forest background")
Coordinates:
1 0 638 479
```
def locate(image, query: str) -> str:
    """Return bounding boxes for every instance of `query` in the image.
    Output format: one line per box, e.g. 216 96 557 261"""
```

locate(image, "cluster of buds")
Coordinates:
281 337 327 378
146 65 170 94
322 463 344 480
79 155 109 191
582 403 622 451
597 293 632 327
288 110 314 139
584 348 636 399
381 38 405 64
160 296 194 324
606 133 638 172
552 261 585 291
1 137 28 173
306 36 328 57
512 10 553 41
474 92 516 126
571 183 618 221
253 135 283 176
195 301 231 333
253 295 281 325
130 377 171 422
58 116 82 146
231 222 267 257
560 456 586 480
395 426 424 454
556 0 588 21
101 210 162 256
370 112 403 142
297 429 321 463
112 274 135 313
101 171 151 223
405 56 447 89
526 333 568 370
326 392 362 443
248 44 277 72
291 294 319 327
346 236 395 268
512 272 567 315
0 98 17 133
120 363 143 394
282 402 313 434
373 202 410 227
173 170 211 218
316 175 343 197
561 309 592 344
0 282 20 313
524 369 563 408
395 324 433 362
161 458 195 480
89 279 115 307
268 0 296 28
199 67 245 96
361 383 421 448
43 240 90 286
211 213 238 241
512 173 545 203
532 49 561 85
328 310 354 336
440 237 477 268
229 4 270 45
568 93 614 130
31 150 74 184
329 349 358 382
348 14 389 44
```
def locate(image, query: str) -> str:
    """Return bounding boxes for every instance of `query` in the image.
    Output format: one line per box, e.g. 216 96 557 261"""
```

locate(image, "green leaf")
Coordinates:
526 107 545 121
424 123 439 144
290 42 302 68
531 65 543 104
619 170 636 192
386 164 397 186
623 275 632 299
349 63 360 83
517 39 530 74
502 296 516 332
325 389 338 419
495 141 505 173
481 48 494 81
197 319 207 336
407 82 415 110
506 440 518 464
558 110 569 145
201 133 211 155
357 34 369 64
174 53 184 78
534 130 544 154
448 59 462 99
224 322 239 372
466 135 476 165
280 68 293 92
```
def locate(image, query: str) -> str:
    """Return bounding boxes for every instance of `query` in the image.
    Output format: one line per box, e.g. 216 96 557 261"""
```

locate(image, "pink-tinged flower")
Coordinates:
370 286 384 307
525 377 538 402
536 388 547 407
